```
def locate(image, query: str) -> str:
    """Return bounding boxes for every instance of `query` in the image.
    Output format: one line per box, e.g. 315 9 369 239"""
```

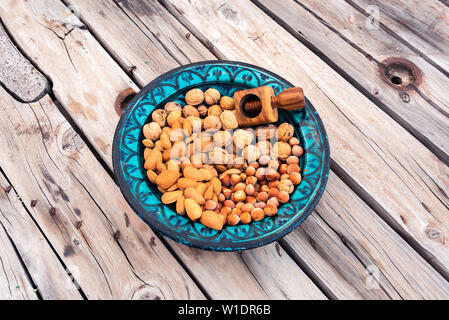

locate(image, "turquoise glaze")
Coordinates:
112 61 330 251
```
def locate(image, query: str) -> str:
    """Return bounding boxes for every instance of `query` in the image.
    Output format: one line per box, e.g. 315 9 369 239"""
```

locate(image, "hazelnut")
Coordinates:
240 212 251 224
264 204 278 217
245 184 255 196
152 109 168 127
251 208 265 221
220 96 235 110
292 145 304 157
182 105 200 118
220 110 239 129
257 192 268 202
230 174 241 185
234 190 247 202
289 137 300 146
267 197 279 208
277 191 290 203
290 172 302 185
164 102 182 113
227 213 240 226
143 122 161 141
242 203 255 213
277 123 294 141
197 105 208 117
258 155 271 166
205 88 221 105
205 200 218 211
185 88 204 106
272 142 292 161
287 163 301 174
218 193 226 203
246 176 258 186
222 207 232 215
286 156 300 165
249 162 260 169
255 202 266 209
279 164 288 174
268 188 279 198
234 183 246 191
245 166 256 176
264 168 279 181
223 199 236 209
203 115 222 131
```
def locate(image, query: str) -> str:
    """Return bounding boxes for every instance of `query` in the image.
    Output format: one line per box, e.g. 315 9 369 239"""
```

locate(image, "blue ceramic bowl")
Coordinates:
112 61 330 251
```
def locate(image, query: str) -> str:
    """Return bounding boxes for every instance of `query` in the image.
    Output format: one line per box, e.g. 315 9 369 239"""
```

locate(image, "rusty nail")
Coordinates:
379 57 422 91
4 185 12 193
399 91 411 103
114 88 137 117
114 230 121 240
75 220 83 229
30 200 37 207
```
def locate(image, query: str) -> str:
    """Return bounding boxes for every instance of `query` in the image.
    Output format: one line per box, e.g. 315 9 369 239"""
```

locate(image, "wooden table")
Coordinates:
0 0 448 300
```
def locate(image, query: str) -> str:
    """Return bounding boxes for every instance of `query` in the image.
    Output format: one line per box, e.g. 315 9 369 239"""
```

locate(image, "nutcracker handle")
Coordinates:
272 87 305 110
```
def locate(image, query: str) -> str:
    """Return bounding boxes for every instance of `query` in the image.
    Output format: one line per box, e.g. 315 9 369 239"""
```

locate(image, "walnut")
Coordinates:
194 132 214 153
233 129 254 149
209 147 230 165
272 141 292 161
197 105 208 117
143 122 161 141
213 130 232 148
208 104 223 117
256 124 277 141
203 115 222 131
257 141 271 156
220 110 238 130
243 145 260 163
187 116 202 133
167 110 182 127
152 109 168 127
277 123 294 141
182 105 200 118
185 88 204 106
220 96 235 110
164 102 182 113
204 88 221 105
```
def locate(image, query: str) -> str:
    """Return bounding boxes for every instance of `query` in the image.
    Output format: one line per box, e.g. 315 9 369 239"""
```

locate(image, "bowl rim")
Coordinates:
112 60 330 251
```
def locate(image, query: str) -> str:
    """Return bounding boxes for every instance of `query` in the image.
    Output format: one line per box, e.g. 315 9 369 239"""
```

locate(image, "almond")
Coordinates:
200 211 224 231
146 170 158 184
161 190 183 204
183 166 201 181
204 184 214 201
166 160 180 172
196 183 208 196
145 148 162 171
198 168 213 181
184 187 206 205
185 198 202 221
219 168 241 180
156 170 180 190
210 177 222 195
176 195 186 215
178 178 199 190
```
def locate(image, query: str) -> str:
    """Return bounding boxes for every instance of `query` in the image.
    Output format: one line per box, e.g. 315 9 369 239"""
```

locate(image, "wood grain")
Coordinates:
162 0 449 278
254 0 449 164
0 0 326 299
0 86 203 299
0 172 82 299
349 0 449 73
288 172 449 299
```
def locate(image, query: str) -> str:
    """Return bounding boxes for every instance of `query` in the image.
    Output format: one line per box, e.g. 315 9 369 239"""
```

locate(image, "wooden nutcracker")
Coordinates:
233 86 305 127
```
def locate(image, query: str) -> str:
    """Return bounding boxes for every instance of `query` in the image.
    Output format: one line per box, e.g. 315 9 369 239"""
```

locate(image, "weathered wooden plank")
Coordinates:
0 172 82 300
0 87 203 299
0 0 329 299
162 0 449 279
349 0 449 73
48 0 449 299
286 172 449 299
254 0 449 164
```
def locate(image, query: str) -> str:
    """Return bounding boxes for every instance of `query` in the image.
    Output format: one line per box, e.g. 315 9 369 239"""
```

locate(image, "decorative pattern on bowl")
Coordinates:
112 61 330 251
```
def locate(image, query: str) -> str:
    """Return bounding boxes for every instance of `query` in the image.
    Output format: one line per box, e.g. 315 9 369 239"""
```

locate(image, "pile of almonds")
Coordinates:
142 88 304 231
